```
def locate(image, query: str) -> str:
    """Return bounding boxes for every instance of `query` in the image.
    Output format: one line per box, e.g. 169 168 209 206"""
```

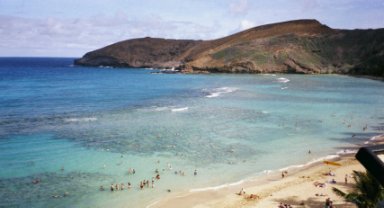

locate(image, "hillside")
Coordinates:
75 19 384 76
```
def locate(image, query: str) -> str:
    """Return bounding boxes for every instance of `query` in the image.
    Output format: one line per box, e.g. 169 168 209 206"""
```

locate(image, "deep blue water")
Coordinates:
0 57 383 207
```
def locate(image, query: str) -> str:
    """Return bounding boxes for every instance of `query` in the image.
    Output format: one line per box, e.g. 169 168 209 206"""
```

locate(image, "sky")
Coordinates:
0 0 383 57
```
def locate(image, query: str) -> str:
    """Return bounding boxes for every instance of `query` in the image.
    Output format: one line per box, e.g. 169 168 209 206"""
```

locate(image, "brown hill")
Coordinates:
75 19 384 76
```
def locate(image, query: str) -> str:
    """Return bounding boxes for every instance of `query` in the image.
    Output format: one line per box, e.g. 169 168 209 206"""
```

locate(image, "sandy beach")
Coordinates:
151 135 384 208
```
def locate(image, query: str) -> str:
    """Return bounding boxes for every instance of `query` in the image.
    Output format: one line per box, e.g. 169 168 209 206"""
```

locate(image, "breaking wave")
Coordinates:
205 87 238 98
64 117 97 123
277 77 290 83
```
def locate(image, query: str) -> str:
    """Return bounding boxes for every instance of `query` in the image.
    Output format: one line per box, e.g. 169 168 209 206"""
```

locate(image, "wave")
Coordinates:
277 77 290 83
363 134 384 145
188 154 343 194
205 87 238 98
279 154 340 172
98 65 113 69
189 179 245 192
153 106 169 112
145 106 189 112
64 117 97 123
336 149 357 155
171 107 189 112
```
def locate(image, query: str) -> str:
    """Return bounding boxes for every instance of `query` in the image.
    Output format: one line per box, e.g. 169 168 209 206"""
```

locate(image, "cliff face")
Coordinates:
75 19 384 76
74 38 200 68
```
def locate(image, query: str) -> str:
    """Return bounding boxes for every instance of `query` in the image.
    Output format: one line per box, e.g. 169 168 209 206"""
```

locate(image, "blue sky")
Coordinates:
0 0 383 57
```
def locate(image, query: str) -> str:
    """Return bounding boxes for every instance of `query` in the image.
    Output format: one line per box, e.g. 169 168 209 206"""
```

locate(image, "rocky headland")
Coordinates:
75 19 384 77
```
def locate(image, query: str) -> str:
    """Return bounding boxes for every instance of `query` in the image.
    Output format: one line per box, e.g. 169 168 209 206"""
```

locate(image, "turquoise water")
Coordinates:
0 58 383 207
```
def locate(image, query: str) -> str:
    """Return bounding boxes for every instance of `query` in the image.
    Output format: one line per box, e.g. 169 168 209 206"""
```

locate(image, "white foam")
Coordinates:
98 65 113 69
336 149 357 155
171 107 189 112
189 179 245 192
206 92 221 98
154 107 169 112
277 77 290 83
364 134 384 144
64 117 97 123
205 87 238 98
278 154 340 172
261 110 269 114
370 134 384 141
262 169 273 174
281 87 288 90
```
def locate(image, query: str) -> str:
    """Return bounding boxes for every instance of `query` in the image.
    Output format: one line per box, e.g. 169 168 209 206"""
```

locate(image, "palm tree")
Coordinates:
332 170 384 208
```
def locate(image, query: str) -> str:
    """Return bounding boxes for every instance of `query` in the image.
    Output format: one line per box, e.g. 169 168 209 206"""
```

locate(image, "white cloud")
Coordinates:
0 14 221 57
239 19 255 30
229 0 250 15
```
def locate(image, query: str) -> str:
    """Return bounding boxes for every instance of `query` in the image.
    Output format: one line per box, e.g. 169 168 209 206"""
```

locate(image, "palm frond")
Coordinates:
333 170 384 208
332 187 346 197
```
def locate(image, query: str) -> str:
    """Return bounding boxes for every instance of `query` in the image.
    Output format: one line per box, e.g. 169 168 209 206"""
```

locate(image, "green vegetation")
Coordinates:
332 171 384 208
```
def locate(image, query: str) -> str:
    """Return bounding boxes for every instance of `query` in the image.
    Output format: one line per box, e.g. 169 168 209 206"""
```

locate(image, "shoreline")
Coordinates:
149 134 384 208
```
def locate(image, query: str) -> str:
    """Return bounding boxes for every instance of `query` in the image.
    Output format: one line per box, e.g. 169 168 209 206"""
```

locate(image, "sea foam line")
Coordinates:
188 153 345 194
171 107 189 112
205 87 238 98
277 77 290 83
64 117 97 122
365 134 384 144
189 179 245 192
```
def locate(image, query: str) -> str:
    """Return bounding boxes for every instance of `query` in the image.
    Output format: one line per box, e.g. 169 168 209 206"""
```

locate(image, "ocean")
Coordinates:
0 57 383 207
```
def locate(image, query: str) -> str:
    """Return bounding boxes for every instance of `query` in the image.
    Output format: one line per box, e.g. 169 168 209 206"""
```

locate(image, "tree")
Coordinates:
332 170 384 208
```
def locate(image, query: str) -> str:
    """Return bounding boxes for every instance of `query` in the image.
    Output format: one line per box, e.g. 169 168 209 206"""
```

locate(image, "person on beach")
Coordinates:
110 184 114 192
194 169 197 176
237 188 245 195
140 181 144 190
282 172 285 178
120 183 124 190
325 198 332 208
345 174 348 184
247 194 259 200
127 182 132 189
156 174 160 180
